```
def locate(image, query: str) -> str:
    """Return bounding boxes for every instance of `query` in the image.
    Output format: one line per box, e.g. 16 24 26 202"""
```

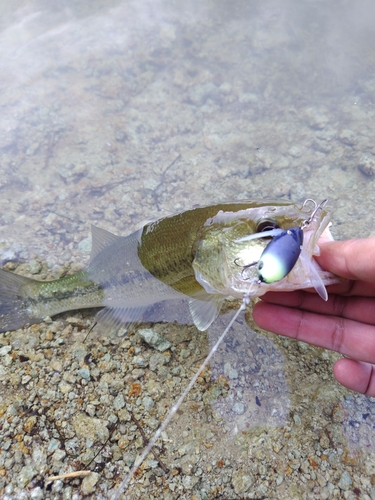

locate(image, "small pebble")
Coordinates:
138 328 172 352
0 346 11 356
30 487 44 500
142 395 154 410
132 355 148 368
233 402 246 415
113 393 125 410
149 353 170 372
231 470 254 494
358 154 375 177
77 367 90 380
18 465 37 488
339 129 357 145
181 475 199 490
288 146 303 158
224 361 238 379
28 259 42 274
338 470 352 490
81 472 100 495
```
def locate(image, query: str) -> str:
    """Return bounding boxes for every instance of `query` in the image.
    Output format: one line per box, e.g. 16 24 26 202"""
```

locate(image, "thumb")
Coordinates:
316 237 375 283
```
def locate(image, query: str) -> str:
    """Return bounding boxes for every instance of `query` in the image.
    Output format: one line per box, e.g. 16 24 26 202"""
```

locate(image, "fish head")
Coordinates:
193 199 338 300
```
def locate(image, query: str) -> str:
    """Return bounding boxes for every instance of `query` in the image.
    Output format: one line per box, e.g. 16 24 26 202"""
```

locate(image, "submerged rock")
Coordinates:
138 328 172 352
358 154 375 177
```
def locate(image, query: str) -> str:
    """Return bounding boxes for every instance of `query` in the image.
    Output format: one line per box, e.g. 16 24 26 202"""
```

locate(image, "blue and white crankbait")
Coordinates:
257 226 303 284
236 199 329 299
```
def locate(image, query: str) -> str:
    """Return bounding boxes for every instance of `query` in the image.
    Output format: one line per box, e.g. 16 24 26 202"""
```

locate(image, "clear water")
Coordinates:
1 0 375 497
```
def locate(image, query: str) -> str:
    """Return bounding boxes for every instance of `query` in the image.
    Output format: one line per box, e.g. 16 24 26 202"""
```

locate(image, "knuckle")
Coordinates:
332 294 346 317
331 317 345 353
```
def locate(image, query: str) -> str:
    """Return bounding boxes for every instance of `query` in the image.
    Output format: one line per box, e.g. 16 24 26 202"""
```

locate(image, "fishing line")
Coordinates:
111 297 249 499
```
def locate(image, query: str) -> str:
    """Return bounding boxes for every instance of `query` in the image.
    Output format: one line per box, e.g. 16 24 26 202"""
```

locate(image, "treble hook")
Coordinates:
301 199 328 229
234 258 258 280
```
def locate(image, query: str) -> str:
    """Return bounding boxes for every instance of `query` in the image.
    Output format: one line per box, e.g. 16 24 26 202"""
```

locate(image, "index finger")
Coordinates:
259 290 375 325
253 301 375 365
317 237 375 283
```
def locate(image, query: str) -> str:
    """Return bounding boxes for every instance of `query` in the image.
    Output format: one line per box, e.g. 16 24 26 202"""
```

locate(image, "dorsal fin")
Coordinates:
90 225 120 261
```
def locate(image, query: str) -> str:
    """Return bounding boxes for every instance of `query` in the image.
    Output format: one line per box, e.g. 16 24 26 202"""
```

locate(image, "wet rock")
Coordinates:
231 469 254 494
113 392 125 410
138 329 172 352
28 259 42 274
149 352 170 372
32 446 47 469
224 361 238 379
133 355 148 368
338 470 352 490
219 82 232 94
358 154 375 177
72 413 109 443
142 395 154 411
233 402 246 415
81 472 100 495
77 367 90 380
313 139 332 154
339 129 358 146
239 92 259 104
30 487 44 500
188 82 219 106
0 346 11 356
18 465 37 488
288 146 303 158
316 128 337 141
181 475 199 490
78 236 92 253
305 107 330 129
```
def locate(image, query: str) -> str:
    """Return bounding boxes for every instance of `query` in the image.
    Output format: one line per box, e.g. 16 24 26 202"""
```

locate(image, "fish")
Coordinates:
0 199 338 334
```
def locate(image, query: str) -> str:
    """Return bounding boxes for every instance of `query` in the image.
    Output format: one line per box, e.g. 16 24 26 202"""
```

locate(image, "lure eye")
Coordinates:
256 220 279 234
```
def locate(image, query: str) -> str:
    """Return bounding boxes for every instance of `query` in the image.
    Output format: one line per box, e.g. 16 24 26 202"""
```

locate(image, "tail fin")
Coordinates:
0 269 40 332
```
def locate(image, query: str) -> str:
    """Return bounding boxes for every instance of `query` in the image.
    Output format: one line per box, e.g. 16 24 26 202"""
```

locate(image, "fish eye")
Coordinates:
256 220 279 233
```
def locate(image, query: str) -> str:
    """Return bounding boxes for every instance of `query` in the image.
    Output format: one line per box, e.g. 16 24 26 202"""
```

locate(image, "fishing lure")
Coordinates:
257 226 303 283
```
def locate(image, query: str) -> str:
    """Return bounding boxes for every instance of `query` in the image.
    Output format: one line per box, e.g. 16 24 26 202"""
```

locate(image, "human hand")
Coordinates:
252 237 375 396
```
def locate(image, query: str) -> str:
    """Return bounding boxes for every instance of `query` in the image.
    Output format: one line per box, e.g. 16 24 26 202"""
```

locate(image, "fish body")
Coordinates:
0 200 338 333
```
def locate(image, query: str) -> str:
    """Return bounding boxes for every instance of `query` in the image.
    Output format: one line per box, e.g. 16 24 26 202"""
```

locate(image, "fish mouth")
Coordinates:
229 199 337 298
193 199 339 303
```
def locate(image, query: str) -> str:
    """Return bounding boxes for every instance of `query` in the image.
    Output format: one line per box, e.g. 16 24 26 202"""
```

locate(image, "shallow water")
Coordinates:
1 0 375 498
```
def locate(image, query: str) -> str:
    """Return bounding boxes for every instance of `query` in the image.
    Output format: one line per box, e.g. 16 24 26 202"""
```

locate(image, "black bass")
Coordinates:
0 200 338 333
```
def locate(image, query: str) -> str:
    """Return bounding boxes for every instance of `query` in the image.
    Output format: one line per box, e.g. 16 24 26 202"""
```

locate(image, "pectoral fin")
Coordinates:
188 297 224 331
